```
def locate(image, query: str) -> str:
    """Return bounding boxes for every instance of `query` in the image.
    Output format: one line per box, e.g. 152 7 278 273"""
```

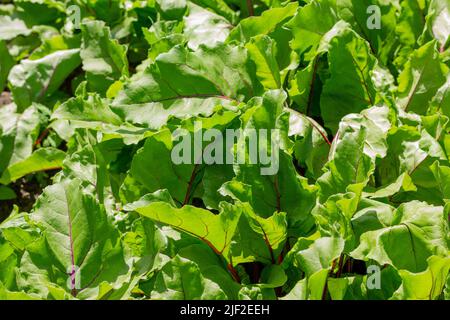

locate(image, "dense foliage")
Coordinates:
0 0 449 300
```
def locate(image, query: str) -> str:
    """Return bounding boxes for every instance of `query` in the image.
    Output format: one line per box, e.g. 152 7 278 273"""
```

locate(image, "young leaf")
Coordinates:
397 41 448 114
8 49 81 110
81 20 129 95
0 148 65 185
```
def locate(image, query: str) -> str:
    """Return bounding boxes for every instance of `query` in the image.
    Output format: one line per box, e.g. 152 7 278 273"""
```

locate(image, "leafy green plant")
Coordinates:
0 0 449 300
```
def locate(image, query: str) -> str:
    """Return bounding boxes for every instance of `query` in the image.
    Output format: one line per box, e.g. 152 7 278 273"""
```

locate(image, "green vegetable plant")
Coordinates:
0 0 449 300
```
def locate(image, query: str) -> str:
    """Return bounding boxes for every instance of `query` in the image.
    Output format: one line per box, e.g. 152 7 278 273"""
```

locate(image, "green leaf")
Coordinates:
377 125 448 204
228 3 297 69
351 201 449 272
0 185 16 200
127 129 194 204
231 207 287 264
0 210 39 251
320 26 383 134
0 148 65 185
328 266 402 300
430 161 450 201
313 187 363 246
0 16 31 41
287 0 338 61
201 164 234 210
0 282 39 300
184 3 231 50
336 0 399 64
317 126 374 201
282 269 328 300
246 35 281 90
396 0 426 49
156 0 187 20
260 264 287 288
0 239 17 288
1 0 450 301
0 40 14 91
31 179 128 296
143 20 186 62
122 216 165 275
177 244 241 298
292 236 344 277
52 91 122 125
422 0 450 50
0 104 46 173
14 0 65 26
135 201 242 264
392 256 450 300
220 90 317 235
82 0 125 26
28 34 81 60
430 75 450 117
445 272 450 300
16 238 68 298
151 255 227 299
123 190 176 212
112 44 259 128
363 172 416 199
288 108 330 179
81 20 129 95
190 0 236 24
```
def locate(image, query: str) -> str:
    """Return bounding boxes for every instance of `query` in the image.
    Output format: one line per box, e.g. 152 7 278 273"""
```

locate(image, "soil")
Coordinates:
0 91 11 106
